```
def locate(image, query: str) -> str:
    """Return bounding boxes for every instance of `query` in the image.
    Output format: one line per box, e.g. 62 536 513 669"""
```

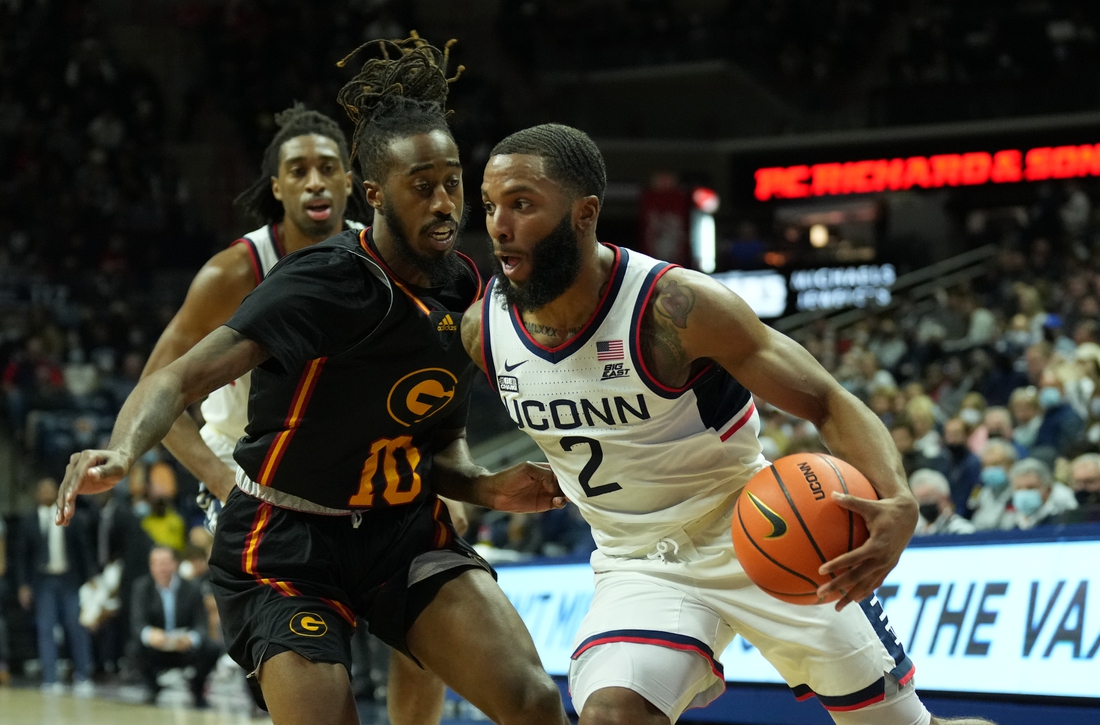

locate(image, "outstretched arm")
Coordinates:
431 427 565 514
58 327 268 524
646 268 917 610
143 245 257 502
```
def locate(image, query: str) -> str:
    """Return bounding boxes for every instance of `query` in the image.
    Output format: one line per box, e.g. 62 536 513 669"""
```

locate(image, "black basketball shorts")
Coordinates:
209 487 492 688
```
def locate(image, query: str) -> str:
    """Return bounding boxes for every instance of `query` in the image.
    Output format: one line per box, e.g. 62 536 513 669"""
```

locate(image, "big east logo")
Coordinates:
387 368 458 427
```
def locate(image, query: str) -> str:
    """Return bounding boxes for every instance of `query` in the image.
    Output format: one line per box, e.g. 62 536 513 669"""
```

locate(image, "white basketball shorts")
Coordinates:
568 515 927 724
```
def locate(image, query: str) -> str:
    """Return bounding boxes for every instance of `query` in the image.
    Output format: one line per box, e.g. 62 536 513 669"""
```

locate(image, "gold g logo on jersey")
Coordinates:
289 612 328 637
387 368 458 427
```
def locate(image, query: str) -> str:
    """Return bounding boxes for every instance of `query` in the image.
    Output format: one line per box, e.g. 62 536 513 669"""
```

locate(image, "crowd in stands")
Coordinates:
3 0 1100 700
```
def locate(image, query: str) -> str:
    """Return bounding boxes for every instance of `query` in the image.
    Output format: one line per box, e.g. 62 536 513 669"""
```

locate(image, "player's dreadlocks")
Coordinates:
336 32 463 181
234 104 368 224
491 124 607 204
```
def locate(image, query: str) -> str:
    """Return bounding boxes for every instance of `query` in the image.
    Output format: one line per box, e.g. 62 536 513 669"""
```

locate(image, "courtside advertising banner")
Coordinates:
497 538 1100 699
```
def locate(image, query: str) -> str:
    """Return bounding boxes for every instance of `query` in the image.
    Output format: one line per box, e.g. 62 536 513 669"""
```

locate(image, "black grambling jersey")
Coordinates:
225 228 482 512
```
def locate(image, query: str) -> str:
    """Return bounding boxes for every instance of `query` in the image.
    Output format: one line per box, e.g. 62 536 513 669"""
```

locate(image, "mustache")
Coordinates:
418 211 464 236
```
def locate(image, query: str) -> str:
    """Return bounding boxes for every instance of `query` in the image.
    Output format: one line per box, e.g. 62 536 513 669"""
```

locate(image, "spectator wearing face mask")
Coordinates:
1058 453 1100 524
1001 458 1078 530
1009 386 1042 451
910 469 976 535
1032 368 1085 462
942 417 982 518
970 439 1018 530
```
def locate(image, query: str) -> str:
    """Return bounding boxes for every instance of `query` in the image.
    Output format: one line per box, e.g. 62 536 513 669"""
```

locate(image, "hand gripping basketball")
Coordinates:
731 453 877 605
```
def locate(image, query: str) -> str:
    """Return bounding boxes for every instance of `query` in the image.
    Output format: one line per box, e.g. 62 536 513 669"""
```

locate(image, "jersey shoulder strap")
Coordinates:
231 224 284 283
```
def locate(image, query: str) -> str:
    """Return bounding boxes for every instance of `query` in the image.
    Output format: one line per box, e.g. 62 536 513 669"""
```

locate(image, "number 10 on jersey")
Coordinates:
348 436 423 507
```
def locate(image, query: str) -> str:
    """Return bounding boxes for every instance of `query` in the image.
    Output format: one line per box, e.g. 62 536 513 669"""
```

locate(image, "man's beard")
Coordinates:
492 213 583 312
380 200 467 286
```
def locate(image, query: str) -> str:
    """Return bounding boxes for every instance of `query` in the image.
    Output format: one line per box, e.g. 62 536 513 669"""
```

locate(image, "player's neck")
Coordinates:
370 222 432 288
521 241 614 337
278 219 343 254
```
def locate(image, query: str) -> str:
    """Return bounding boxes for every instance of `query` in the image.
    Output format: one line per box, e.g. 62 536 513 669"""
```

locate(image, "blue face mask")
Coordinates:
1039 386 1062 410
980 466 1008 490
1012 488 1044 516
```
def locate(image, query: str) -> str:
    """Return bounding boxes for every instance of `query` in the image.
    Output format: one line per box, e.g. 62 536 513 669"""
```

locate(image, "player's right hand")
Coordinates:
57 449 131 526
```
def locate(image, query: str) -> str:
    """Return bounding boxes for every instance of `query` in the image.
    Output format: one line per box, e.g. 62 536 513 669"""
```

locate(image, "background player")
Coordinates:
140 102 457 723
57 38 567 725
466 123 995 725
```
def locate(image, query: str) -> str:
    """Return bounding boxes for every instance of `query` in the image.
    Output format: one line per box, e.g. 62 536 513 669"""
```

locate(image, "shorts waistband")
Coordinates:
235 469 357 516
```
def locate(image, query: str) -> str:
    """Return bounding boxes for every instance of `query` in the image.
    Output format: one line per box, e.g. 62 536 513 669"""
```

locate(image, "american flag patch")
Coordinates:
596 340 624 361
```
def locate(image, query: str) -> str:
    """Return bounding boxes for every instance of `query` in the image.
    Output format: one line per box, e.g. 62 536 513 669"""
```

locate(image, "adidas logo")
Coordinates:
436 314 457 332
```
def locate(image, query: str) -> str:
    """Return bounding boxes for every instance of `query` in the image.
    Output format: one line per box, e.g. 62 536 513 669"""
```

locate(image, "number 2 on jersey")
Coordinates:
348 436 422 507
560 436 622 497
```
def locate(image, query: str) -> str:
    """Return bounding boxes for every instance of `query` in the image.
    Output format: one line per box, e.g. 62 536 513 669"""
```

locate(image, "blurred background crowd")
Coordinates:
2 0 1100 705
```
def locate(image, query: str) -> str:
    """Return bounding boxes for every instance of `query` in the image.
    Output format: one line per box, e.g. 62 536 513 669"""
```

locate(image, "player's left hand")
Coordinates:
815 491 917 611
478 461 568 513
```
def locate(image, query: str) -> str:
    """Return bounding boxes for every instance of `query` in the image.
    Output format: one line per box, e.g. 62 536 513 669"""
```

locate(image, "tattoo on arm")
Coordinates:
655 279 695 329
640 276 699 386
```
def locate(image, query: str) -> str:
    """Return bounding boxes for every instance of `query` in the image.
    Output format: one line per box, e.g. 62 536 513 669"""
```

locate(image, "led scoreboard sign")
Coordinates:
753 143 1100 201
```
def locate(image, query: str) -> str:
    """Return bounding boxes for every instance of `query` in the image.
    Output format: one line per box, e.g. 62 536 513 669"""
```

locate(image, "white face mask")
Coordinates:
959 408 982 427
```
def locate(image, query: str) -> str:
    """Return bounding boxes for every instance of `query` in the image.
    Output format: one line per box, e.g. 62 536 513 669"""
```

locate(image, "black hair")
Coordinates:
336 32 462 182
234 103 368 224
490 123 607 203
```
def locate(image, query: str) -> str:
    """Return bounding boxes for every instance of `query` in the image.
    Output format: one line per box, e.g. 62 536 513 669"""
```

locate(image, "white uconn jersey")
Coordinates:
201 222 364 443
482 245 766 558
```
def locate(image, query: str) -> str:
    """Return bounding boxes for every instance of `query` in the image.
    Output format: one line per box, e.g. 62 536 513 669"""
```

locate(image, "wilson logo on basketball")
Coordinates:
798 462 826 501
289 612 328 637
387 368 458 427
746 491 788 538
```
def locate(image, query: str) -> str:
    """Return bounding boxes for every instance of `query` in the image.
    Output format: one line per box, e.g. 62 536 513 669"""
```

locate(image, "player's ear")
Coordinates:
343 170 353 197
270 176 283 202
575 195 600 233
363 180 384 210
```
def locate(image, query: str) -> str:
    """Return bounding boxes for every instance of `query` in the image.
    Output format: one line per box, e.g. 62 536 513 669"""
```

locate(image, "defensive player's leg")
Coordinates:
579 687 666 725
388 648 445 725
258 650 358 725
406 568 566 725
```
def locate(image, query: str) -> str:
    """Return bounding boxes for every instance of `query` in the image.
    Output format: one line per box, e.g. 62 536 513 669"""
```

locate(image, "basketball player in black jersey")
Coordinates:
57 37 567 725
141 103 461 722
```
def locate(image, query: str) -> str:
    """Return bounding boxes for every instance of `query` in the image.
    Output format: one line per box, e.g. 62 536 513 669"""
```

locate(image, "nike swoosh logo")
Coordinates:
747 491 788 538
504 360 527 372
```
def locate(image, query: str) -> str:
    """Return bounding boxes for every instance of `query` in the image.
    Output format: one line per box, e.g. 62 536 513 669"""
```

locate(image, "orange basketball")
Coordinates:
731 453 877 605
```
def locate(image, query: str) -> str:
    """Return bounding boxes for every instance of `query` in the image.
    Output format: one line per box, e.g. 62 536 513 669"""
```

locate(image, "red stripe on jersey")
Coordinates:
257 357 327 485
242 502 271 576
720 402 756 442
359 229 432 316
322 598 357 626
456 251 483 302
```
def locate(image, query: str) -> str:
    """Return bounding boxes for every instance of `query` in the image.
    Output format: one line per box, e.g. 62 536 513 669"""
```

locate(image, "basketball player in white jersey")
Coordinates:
141 104 455 725
465 124 996 725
